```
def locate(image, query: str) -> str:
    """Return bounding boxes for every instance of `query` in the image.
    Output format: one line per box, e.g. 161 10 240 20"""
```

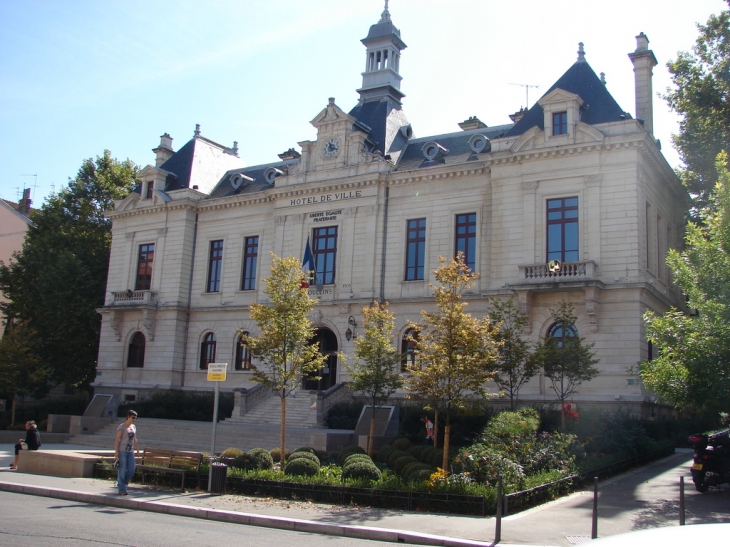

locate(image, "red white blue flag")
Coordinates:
301 237 314 288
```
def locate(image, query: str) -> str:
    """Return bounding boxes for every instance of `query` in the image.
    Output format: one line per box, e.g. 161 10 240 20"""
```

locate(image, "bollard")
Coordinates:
591 477 598 539
494 475 503 544
679 476 685 526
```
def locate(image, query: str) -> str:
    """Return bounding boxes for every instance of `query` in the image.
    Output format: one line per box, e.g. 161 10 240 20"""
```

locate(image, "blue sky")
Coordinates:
1 0 726 206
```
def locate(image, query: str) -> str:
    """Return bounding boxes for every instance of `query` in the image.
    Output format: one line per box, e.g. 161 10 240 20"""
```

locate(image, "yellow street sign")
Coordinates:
207 363 227 381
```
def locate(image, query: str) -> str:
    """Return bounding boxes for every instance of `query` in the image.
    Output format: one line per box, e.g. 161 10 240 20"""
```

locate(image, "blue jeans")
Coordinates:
117 451 136 493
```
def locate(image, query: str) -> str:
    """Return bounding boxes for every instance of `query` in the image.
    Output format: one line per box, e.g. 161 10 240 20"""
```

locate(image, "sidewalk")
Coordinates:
1 444 724 547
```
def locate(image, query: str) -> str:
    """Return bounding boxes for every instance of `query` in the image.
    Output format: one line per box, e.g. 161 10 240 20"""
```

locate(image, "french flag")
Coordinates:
301 237 314 289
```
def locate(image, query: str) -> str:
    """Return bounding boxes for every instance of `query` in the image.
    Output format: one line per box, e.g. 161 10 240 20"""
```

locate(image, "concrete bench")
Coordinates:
16 449 106 478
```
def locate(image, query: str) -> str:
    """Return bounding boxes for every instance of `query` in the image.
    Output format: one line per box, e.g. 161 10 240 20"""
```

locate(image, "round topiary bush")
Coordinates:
409 468 435 483
343 453 373 467
376 445 394 463
338 445 366 465
428 449 444 468
342 461 382 483
220 447 243 458
288 451 320 465
292 447 317 455
285 456 319 477
248 448 274 470
387 449 408 469
393 455 419 475
401 462 434 481
407 445 429 459
230 453 257 471
419 446 438 463
270 447 290 463
392 438 413 451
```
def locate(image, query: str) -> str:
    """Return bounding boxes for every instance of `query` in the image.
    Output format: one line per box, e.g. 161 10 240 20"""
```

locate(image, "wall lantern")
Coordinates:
345 315 357 341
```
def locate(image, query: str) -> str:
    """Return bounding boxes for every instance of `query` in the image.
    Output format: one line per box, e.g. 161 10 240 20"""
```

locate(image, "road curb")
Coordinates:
0 480 518 547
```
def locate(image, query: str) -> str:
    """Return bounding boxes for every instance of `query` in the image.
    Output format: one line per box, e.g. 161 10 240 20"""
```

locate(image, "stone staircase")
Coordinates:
226 390 318 427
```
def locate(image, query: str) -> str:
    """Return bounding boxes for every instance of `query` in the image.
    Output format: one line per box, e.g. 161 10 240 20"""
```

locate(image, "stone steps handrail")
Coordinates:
231 383 270 419
313 382 352 426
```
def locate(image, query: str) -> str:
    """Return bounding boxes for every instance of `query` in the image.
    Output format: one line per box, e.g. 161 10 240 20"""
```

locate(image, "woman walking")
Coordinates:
114 410 139 495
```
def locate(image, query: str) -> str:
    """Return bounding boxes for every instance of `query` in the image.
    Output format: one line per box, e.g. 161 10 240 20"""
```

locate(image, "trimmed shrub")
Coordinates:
407 445 430 459
428 449 444 468
338 445 366 465
326 401 365 430
292 447 317 455
231 453 257 471
342 461 382 482
288 451 320 465
387 449 408 468
285 457 319 477
419 446 437 463
270 447 290 463
248 448 274 470
392 438 412 451
377 445 395 463
118 390 234 421
220 447 243 458
409 468 435 483
393 455 419 474
401 462 434 481
343 453 372 467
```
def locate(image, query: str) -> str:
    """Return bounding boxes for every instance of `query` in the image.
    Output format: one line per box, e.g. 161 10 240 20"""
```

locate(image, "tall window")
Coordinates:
405 218 426 281
207 240 224 293
547 197 578 262
313 227 337 285
200 333 216 369
235 332 251 371
553 112 568 135
127 332 145 368
241 236 259 291
455 213 477 271
547 321 577 348
135 243 154 291
145 180 154 199
401 328 419 372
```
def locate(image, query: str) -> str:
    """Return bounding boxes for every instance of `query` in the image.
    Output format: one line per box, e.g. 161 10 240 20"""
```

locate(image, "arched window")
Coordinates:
235 332 251 371
200 332 216 369
547 321 577 348
127 332 145 368
401 328 419 372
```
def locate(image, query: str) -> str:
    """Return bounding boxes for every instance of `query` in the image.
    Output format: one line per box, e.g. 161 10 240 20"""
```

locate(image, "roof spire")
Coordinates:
381 0 391 22
577 42 586 63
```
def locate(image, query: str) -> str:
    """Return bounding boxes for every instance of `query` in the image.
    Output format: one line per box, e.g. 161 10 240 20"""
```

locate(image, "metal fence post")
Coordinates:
679 476 686 526
591 477 598 539
494 475 503 544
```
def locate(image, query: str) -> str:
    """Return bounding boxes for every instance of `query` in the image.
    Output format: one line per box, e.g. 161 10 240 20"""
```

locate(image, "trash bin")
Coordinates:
209 462 228 495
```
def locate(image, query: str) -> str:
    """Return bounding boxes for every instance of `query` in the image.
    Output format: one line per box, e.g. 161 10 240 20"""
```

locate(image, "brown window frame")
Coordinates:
207 240 224 293
127 331 146 368
401 328 419 372
200 332 216 370
235 332 252 371
135 243 155 291
455 213 477 272
546 197 579 263
405 218 426 281
313 226 337 285
552 111 568 135
241 236 259 291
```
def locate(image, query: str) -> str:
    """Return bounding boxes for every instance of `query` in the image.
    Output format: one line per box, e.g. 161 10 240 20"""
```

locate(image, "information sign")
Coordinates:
207 363 228 381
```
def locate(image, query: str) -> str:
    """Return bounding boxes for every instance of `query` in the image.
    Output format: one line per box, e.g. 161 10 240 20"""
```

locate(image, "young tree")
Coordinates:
244 253 328 464
347 301 403 457
664 3 730 207
490 296 539 410
641 153 730 414
0 151 138 390
534 302 599 429
406 253 500 471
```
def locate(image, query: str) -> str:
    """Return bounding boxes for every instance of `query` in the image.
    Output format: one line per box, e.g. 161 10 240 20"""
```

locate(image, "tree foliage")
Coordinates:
490 297 539 409
665 2 730 206
244 253 328 463
534 302 599 422
0 150 138 389
347 301 403 456
406 253 500 471
641 153 730 414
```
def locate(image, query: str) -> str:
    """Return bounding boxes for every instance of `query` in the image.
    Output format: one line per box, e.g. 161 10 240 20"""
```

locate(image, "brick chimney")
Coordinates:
18 188 32 215
628 33 658 135
152 133 175 167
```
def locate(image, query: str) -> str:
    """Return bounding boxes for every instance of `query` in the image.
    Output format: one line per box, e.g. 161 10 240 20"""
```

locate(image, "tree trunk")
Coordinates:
367 414 376 457
442 423 450 471
433 408 439 448
280 396 287 466
10 395 16 426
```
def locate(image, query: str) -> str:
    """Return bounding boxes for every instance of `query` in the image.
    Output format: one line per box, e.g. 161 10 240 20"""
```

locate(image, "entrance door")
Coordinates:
303 328 338 391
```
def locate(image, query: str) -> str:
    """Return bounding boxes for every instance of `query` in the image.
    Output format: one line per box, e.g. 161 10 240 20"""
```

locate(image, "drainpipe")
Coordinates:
181 212 199 387
379 185 389 302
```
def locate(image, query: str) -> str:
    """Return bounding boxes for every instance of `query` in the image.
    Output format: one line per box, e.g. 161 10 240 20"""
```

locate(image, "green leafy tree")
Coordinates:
0 151 138 389
347 301 403 457
406 253 500 471
490 297 539 409
534 302 599 429
665 2 730 206
244 253 328 464
641 153 730 414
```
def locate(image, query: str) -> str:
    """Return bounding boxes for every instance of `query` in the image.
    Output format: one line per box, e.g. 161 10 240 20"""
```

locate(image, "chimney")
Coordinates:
152 133 174 167
628 32 658 135
458 116 487 131
18 188 32 215
509 107 528 124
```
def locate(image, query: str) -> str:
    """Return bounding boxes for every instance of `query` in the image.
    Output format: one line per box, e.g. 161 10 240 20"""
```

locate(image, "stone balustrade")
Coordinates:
518 260 597 283
110 290 157 305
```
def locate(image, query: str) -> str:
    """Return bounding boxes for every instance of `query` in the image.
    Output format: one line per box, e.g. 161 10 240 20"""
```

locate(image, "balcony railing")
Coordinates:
518 260 596 283
110 290 157 305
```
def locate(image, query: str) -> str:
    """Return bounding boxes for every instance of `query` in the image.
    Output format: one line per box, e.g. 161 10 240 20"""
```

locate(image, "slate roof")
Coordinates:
208 159 300 199
349 98 410 159
506 60 628 137
395 124 513 172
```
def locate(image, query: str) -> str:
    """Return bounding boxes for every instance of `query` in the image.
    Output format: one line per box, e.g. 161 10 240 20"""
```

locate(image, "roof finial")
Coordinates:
600 72 606 85
380 0 391 22
577 42 586 63
194 124 201 137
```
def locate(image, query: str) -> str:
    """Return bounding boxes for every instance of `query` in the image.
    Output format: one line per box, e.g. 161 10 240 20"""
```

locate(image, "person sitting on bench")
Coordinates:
11 420 42 469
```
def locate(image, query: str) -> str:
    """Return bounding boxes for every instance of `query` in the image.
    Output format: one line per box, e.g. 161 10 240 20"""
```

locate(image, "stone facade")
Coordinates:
0 190 33 338
93 7 688 417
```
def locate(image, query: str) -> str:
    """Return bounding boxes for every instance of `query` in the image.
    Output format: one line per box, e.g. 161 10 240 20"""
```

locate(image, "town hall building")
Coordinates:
92 4 689 421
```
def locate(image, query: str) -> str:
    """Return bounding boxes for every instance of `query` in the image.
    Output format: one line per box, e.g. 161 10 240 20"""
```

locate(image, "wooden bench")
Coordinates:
134 448 203 491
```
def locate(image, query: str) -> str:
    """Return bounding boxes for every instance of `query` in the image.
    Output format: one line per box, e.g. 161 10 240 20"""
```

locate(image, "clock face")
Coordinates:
323 137 340 158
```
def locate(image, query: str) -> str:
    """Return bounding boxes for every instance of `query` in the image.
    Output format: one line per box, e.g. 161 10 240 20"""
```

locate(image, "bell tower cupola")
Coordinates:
357 0 407 105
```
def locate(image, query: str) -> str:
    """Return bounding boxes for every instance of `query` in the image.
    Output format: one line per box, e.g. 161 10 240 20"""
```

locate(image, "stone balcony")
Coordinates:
517 260 597 284
109 290 157 306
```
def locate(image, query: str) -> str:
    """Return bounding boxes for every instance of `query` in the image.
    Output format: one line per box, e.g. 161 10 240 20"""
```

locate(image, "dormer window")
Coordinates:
145 180 154 199
553 112 568 135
